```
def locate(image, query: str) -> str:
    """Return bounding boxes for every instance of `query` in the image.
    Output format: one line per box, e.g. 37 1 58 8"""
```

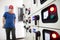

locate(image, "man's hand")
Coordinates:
2 17 5 28
2 24 4 28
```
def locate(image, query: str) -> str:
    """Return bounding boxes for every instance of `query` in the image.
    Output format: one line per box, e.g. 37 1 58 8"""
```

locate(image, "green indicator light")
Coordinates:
50 15 54 19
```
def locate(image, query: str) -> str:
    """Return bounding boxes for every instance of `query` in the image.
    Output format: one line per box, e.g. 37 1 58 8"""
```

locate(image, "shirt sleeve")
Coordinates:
3 12 7 19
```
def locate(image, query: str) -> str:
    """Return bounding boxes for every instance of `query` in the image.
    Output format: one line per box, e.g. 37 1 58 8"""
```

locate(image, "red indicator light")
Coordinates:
48 5 57 13
50 7 54 12
52 33 57 38
51 32 59 39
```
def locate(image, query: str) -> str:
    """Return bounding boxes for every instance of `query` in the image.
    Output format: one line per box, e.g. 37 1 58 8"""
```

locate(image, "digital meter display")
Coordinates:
43 11 48 19
45 33 50 40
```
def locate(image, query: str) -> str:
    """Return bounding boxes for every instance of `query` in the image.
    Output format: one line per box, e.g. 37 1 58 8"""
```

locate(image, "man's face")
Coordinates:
9 9 13 13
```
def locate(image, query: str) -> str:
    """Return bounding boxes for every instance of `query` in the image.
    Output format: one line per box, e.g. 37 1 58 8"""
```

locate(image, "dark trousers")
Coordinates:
5 28 16 40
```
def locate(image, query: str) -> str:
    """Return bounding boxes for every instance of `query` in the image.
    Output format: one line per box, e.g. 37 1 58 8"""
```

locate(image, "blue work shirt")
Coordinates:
3 12 16 29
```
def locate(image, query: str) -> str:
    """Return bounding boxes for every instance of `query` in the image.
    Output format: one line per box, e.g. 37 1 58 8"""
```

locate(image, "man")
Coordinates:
3 5 16 40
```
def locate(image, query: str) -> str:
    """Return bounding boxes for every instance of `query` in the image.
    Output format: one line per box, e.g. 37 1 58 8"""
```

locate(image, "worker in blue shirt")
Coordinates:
3 5 16 40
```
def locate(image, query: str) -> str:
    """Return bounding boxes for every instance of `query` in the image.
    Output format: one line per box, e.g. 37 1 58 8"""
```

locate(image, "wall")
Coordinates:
0 0 25 40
